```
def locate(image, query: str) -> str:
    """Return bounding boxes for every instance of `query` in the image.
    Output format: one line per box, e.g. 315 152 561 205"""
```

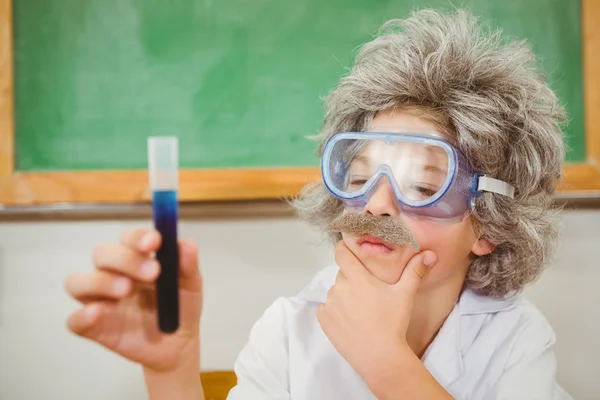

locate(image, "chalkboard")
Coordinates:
2 0 598 207
13 0 585 172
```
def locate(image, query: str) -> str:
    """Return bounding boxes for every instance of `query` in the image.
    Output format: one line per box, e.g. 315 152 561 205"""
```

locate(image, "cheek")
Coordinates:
406 219 475 277
341 232 361 255
340 231 353 243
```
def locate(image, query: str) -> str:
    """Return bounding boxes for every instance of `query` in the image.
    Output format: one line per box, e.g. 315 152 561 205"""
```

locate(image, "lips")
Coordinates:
357 234 395 251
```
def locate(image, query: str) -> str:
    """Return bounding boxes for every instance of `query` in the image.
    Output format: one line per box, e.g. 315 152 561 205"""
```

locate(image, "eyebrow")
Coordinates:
421 164 447 175
350 155 447 176
350 155 370 165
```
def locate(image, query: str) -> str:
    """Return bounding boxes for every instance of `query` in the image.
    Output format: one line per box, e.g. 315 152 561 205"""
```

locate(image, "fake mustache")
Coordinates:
329 213 420 251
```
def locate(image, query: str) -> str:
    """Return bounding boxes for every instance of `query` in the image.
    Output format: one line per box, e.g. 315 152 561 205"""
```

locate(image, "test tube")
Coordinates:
148 137 180 333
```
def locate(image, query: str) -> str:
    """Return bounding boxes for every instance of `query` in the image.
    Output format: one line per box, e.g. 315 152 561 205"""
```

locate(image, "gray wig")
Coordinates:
292 9 567 298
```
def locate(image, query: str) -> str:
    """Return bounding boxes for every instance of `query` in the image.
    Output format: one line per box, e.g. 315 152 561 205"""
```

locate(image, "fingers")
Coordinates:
67 303 100 336
87 235 200 291
326 271 346 303
120 228 162 254
67 302 112 338
120 229 199 285
73 229 200 307
93 244 160 282
334 270 345 286
65 271 132 303
393 251 437 296
333 241 371 282
179 240 200 278
178 239 202 292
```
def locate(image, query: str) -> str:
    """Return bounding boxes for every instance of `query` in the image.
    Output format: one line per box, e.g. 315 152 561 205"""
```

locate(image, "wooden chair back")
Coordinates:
200 371 237 400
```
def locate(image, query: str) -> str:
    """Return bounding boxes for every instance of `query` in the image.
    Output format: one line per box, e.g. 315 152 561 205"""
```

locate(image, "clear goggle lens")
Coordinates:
327 137 451 203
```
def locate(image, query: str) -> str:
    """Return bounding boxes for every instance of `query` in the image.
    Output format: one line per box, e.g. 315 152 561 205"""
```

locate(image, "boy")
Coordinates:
65 9 572 399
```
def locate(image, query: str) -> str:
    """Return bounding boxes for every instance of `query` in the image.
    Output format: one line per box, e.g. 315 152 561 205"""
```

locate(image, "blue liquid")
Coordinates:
152 190 179 333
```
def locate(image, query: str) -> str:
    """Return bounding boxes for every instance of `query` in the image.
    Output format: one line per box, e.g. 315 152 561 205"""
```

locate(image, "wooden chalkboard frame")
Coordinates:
1 0 598 207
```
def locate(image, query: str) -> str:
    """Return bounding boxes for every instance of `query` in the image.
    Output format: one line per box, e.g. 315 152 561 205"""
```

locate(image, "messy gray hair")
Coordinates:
292 9 567 298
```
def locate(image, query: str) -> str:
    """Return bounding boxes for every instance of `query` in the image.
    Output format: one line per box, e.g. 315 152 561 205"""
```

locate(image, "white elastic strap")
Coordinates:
477 176 515 199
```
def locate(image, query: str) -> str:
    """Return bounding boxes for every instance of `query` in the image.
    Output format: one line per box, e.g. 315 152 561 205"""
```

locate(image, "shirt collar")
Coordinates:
423 288 518 387
296 264 338 304
457 288 517 315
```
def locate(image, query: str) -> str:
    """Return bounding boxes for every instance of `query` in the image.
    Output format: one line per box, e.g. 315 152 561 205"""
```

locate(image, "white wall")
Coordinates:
0 210 597 400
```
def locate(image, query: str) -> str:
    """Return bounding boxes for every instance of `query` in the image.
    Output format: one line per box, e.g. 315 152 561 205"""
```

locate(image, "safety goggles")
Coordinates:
321 131 515 223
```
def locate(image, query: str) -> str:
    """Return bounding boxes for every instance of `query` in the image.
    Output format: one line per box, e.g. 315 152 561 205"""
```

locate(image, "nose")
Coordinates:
363 177 400 217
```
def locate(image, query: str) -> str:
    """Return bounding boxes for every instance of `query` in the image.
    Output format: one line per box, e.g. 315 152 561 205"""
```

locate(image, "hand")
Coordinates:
65 228 203 373
317 240 437 390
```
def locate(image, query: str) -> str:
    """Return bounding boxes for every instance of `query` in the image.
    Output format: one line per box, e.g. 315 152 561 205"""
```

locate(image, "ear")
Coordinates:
471 238 495 256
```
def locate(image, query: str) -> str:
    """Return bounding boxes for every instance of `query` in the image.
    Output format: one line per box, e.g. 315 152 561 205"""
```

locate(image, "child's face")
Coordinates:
340 109 493 288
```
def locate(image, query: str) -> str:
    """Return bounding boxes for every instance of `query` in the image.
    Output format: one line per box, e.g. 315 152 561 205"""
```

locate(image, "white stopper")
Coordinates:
148 137 178 191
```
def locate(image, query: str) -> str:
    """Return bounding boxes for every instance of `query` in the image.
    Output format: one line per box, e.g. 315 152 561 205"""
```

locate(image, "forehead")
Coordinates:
353 140 448 166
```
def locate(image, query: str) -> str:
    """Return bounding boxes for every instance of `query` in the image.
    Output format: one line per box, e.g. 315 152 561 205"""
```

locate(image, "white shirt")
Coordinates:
227 265 572 400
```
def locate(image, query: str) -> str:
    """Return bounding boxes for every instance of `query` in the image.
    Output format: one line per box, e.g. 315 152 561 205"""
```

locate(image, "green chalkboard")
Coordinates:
13 0 584 172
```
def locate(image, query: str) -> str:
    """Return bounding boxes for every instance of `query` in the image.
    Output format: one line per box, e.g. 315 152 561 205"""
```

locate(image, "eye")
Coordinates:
350 179 368 186
346 177 368 191
410 185 438 198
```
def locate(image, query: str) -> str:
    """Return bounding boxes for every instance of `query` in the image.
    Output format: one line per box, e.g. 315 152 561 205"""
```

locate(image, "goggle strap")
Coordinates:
477 176 515 199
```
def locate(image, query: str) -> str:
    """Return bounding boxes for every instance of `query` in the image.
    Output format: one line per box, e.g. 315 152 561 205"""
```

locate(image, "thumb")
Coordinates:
178 239 202 292
393 251 437 297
